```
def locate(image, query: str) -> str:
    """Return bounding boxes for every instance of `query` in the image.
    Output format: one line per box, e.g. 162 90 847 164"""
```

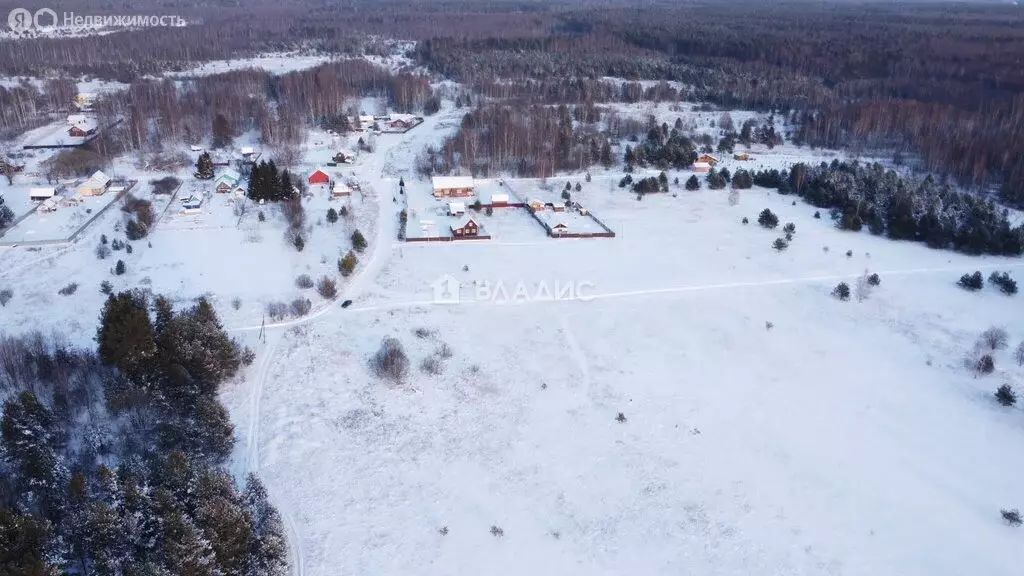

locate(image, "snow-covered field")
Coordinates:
219 174 1024 576
2 91 1024 576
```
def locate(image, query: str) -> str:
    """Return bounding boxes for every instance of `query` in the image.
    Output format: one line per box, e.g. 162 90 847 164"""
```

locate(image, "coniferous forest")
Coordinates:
0 294 287 575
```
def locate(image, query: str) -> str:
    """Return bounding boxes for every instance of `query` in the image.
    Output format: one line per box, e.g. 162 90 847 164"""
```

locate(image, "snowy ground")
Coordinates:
3 93 1024 576
219 171 1024 576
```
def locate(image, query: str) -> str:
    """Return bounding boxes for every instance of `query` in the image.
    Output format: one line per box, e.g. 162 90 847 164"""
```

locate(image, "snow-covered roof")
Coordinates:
451 217 479 229
240 146 255 155
693 162 711 169
216 169 241 185
490 193 509 203
432 176 474 190
70 118 98 132
88 170 110 186
448 201 466 212
29 187 55 198
66 114 88 125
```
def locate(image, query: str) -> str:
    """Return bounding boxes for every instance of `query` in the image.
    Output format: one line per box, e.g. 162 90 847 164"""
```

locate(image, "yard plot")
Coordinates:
0 189 123 244
21 120 98 149
535 210 609 236
0 185 43 219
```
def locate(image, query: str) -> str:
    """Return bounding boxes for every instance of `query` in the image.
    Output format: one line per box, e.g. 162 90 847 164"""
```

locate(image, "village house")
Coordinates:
215 169 241 193
432 176 475 198
489 193 509 207
308 167 331 186
333 150 354 164
551 222 570 235
389 118 413 130
734 152 751 161
74 93 96 110
450 217 480 238
77 170 111 197
68 118 98 138
696 153 719 166
447 201 466 216
528 199 545 212
29 187 56 202
692 161 711 174
180 194 203 214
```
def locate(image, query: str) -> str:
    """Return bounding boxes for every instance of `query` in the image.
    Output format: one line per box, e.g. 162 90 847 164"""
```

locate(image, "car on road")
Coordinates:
341 300 352 308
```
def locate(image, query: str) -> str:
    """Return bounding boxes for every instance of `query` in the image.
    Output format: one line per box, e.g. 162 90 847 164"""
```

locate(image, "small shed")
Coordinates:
29 187 56 201
692 162 711 173
551 223 570 235
448 201 466 216
490 193 509 207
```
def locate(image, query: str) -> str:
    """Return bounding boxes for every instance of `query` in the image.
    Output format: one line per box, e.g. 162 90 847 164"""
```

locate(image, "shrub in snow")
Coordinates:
0 288 11 307
267 301 287 321
783 222 796 235
989 271 1018 295
1002 509 1022 527
1015 341 1024 366
995 384 1017 407
490 526 504 538
111 238 124 251
981 327 1009 351
814 211 821 219
58 283 78 296
741 217 749 224
292 233 305 252
772 238 789 252
95 244 111 260
414 327 434 339
976 354 995 375
232 297 242 310
757 208 779 229
958 271 984 291
832 282 851 301
100 234 108 245
258 210 266 222
616 412 627 423
867 273 880 286
99 281 112 295
125 244 133 254
289 298 311 317
316 276 337 300
436 343 453 359
370 337 409 383
438 526 449 536
420 356 443 375
114 260 126 276
295 274 314 289
727 189 740 206
351 229 367 252
326 207 339 224
845 250 853 258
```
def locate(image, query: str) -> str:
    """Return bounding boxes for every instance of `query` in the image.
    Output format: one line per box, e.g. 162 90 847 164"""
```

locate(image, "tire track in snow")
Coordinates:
238 331 306 576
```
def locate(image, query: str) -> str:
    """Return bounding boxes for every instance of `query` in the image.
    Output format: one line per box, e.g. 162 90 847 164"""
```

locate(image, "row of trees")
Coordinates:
0 294 288 574
756 161 1024 256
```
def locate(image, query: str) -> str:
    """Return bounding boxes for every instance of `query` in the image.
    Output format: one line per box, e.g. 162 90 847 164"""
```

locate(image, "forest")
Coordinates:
0 294 287 575
2 0 1022 202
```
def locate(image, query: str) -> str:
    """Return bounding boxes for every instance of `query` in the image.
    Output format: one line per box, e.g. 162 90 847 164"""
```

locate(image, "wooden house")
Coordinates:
29 187 56 201
692 161 711 174
696 153 719 166
733 152 751 161
215 169 241 193
432 176 475 198
551 223 570 235
77 171 111 197
308 167 331 186
450 217 480 238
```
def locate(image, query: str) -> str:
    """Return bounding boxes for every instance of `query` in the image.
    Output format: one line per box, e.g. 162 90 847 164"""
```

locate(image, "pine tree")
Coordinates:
243 474 289 576
194 152 214 180
96 291 156 378
351 229 367 252
1 392 67 512
600 141 613 168
277 168 292 202
326 208 338 224
0 508 59 576
338 251 358 277
685 175 700 191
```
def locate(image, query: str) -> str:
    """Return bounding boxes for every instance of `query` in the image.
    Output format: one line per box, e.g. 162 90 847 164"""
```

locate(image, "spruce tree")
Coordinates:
351 229 367 252
194 152 214 180
96 291 156 378
685 175 700 191
244 474 289 576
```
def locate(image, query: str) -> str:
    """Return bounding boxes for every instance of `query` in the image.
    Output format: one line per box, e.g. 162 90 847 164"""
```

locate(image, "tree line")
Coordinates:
0 293 288 575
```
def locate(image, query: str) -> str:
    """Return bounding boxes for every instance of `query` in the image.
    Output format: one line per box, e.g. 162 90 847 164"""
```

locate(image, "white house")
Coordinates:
29 187 56 201
489 192 509 206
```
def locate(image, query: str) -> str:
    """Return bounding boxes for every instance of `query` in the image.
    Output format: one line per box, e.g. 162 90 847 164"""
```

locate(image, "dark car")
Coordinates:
341 300 352 308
